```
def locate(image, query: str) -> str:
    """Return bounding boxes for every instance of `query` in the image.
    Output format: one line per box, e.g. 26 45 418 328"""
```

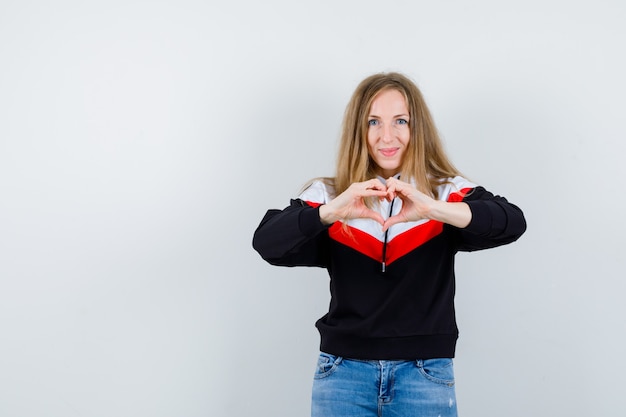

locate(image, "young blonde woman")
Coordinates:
253 72 526 417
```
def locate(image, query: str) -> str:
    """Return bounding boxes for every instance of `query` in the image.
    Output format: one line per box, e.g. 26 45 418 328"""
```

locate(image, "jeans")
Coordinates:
311 352 457 417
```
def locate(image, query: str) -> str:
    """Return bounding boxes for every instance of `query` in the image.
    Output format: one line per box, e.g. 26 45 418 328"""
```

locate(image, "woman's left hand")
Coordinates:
382 177 472 231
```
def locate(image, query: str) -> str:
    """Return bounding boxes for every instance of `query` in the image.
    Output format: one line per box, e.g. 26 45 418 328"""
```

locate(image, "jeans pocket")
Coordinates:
313 352 343 379
416 358 455 387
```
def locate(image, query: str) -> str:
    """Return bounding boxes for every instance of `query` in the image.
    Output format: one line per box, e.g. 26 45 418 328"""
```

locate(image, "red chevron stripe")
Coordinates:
329 222 384 262
385 221 444 264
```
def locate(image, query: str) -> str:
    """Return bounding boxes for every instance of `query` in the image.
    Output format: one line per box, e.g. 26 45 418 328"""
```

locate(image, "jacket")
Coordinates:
252 176 526 360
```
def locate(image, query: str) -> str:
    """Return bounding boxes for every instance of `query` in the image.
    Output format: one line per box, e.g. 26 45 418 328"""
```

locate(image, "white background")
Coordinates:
1 1 625 416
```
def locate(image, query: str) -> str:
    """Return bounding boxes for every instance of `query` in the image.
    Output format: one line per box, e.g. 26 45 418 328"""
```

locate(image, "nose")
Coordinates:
381 123 393 143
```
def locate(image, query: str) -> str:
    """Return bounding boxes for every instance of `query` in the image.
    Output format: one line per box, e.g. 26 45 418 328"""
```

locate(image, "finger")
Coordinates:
355 182 388 199
389 180 415 199
361 189 388 198
388 177 409 187
365 178 386 191
386 177 402 189
389 180 407 195
385 183 397 201
382 214 405 232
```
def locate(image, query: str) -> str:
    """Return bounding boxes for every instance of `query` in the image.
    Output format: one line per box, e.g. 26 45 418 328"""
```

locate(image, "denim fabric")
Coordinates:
311 352 457 417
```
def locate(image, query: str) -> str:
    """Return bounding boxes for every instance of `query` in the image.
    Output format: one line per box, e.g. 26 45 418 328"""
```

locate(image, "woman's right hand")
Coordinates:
318 179 388 225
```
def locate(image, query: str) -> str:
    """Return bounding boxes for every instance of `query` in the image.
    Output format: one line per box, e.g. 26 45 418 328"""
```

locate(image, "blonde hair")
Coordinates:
324 72 460 200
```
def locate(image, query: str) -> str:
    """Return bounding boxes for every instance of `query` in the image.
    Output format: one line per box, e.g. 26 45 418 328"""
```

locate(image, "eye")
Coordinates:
368 119 379 127
396 118 409 125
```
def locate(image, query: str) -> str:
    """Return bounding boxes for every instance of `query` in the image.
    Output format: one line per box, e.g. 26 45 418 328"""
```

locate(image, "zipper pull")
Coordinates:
382 262 386 273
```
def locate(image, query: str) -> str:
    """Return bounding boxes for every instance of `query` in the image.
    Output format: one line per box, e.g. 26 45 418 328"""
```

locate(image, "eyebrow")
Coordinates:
368 114 410 118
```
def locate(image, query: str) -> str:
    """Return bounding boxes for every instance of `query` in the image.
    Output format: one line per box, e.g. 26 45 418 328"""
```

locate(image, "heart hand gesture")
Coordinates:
319 177 472 230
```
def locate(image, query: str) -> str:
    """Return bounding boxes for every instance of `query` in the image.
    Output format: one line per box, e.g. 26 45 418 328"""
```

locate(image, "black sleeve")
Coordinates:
453 186 527 252
252 199 331 267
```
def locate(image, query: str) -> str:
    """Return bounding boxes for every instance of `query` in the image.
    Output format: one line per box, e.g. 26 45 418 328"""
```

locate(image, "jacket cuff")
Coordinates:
464 200 504 235
298 206 330 236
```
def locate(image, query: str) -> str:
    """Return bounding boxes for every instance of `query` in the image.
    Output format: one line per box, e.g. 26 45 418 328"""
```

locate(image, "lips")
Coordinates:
379 148 399 157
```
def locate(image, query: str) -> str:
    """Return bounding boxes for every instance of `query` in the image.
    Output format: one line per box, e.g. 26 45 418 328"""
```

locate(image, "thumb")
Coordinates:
382 214 404 232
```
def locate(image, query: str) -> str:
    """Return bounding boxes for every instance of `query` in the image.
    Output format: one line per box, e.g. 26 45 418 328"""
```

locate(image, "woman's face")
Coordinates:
366 89 411 178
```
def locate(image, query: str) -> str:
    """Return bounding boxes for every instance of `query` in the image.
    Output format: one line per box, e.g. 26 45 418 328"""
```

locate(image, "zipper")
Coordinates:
381 197 396 273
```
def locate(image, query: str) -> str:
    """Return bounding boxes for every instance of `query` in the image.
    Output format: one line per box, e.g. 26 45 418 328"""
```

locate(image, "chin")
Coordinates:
379 168 401 178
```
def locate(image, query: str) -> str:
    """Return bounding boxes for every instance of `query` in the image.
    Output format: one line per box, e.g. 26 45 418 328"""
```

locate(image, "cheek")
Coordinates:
401 130 411 145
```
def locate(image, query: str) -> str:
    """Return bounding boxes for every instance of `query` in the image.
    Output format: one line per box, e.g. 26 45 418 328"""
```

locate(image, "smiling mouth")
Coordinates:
380 148 399 157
